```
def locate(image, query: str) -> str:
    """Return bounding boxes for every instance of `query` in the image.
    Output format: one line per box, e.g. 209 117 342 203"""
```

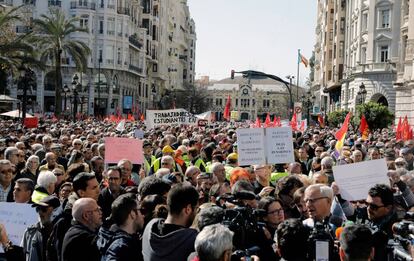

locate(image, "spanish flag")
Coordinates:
298 53 309 67
318 114 325 128
359 115 369 140
334 112 352 158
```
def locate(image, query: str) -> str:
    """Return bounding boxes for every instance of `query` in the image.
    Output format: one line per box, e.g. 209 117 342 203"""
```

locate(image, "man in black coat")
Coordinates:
98 167 125 221
62 198 102 261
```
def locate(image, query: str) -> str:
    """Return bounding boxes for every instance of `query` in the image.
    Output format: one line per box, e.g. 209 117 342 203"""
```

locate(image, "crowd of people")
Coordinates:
0 118 413 261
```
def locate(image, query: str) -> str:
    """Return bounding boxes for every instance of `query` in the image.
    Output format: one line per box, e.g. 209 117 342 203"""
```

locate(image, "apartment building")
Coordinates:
394 0 414 124
3 0 196 116
312 0 400 114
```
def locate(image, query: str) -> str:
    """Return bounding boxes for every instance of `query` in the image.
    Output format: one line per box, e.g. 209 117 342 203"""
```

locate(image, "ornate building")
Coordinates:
205 76 304 121
4 0 196 116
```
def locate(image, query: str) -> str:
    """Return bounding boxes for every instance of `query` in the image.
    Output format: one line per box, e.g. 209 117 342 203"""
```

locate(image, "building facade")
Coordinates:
394 0 414 124
312 0 400 115
205 76 305 121
4 0 196 116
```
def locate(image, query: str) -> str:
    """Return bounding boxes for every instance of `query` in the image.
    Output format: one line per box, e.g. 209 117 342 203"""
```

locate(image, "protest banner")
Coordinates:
333 158 389 201
0 202 38 253
134 129 144 139
24 117 38 129
146 108 198 129
236 127 295 166
105 137 144 164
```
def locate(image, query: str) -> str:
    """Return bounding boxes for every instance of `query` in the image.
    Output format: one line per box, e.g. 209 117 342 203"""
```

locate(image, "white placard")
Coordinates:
0 202 38 252
333 159 389 201
236 128 266 166
265 127 295 164
134 129 144 139
146 109 199 129
315 241 329 261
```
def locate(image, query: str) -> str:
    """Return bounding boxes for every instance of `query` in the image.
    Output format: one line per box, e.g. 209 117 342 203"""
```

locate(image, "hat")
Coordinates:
384 148 395 160
32 195 60 209
162 145 174 154
400 147 412 155
227 153 238 161
143 140 152 147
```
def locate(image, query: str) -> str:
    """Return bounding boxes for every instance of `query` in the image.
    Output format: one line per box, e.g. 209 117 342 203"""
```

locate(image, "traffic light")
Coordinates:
231 70 235 79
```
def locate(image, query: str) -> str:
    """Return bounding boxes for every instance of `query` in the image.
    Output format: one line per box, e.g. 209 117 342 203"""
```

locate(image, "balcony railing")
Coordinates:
48 0 61 6
117 7 130 15
129 64 143 74
128 35 143 49
70 1 96 10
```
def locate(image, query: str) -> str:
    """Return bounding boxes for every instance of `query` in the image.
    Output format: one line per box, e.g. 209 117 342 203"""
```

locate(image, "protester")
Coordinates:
13 178 34 203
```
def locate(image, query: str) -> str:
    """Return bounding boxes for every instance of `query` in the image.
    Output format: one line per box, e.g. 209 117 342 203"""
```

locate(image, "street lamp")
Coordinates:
357 82 367 105
232 70 294 117
286 75 296 100
18 66 35 124
71 74 81 121
301 90 316 124
62 84 70 113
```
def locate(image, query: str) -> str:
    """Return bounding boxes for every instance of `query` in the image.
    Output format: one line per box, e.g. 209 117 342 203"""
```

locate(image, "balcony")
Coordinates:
129 64 143 74
117 7 130 15
179 55 187 61
48 0 61 6
107 30 115 36
0 0 13 5
128 35 143 49
70 1 96 10
16 25 32 33
23 0 35 5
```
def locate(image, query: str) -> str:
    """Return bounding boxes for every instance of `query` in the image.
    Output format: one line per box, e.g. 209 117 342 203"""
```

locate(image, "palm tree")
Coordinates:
32 8 90 116
0 6 39 73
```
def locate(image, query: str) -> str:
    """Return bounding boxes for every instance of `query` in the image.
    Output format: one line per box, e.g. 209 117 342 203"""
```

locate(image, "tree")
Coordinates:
327 110 351 128
354 102 394 130
32 8 90 116
174 83 210 114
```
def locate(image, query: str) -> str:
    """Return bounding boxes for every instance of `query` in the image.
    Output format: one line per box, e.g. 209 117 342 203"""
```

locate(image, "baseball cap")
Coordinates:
32 195 60 209
162 145 174 154
227 153 238 161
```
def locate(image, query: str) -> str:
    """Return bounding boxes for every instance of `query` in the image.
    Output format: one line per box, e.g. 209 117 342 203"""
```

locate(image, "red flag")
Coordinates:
277 116 281 127
254 117 261 128
273 116 277 127
409 129 413 140
403 116 410 141
359 115 369 140
318 114 325 128
127 114 135 121
24 117 38 128
335 112 352 141
290 112 297 131
300 121 305 132
265 113 271 128
140 113 145 122
396 117 402 140
223 95 231 121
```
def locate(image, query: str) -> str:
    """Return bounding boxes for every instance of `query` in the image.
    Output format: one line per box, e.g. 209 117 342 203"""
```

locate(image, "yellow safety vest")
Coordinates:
31 189 49 204
144 155 157 175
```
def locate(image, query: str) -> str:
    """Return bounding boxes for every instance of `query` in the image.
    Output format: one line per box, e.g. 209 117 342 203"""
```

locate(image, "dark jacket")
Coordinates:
61 221 100 261
15 169 38 184
6 181 14 202
142 218 197 261
97 225 143 261
369 210 399 261
22 222 53 261
98 187 125 220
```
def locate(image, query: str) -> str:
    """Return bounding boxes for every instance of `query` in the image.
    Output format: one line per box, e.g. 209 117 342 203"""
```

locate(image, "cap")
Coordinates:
227 153 238 161
162 145 174 154
384 148 395 159
32 195 60 209
400 147 412 155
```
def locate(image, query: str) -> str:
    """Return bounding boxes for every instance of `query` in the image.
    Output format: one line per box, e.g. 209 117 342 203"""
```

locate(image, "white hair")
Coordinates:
211 162 224 174
37 171 57 188
306 184 334 200
161 155 174 164
155 168 171 178
195 224 233 261
321 156 334 169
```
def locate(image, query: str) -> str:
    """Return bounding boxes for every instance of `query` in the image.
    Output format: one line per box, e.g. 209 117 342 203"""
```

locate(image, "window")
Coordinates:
117 21 122 37
99 20 104 34
339 41 344 58
380 9 390 28
117 48 121 65
362 13 368 31
379 45 389 62
107 18 115 35
80 17 88 30
340 18 345 34
361 47 367 63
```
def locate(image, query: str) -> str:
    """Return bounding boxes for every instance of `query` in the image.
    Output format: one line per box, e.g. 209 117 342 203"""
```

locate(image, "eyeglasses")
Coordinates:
304 196 328 204
267 208 284 215
315 150 323 153
74 143 82 146
366 202 385 210
54 172 64 177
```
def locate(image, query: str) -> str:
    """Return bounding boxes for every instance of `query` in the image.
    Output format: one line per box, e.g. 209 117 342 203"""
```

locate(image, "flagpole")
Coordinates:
296 49 300 101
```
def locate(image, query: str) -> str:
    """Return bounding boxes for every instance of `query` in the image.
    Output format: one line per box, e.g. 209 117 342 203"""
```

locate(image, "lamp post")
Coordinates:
357 82 367 105
71 74 80 121
18 66 35 124
301 90 316 124
231 70 294 117
63 84 70 113
286 75 296 100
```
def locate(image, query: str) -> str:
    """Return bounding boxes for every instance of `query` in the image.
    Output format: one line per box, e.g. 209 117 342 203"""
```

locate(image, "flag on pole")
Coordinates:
254 117 261 128
396 117 402 140
140 113 145 122
223 95 231 121
273 116 278 127
265 113 271 128
318 114 325 128
359 115 369 140
290 112 297 131
334 112 352 158
116 119 126 132
403 116 410 141
298 52 309 67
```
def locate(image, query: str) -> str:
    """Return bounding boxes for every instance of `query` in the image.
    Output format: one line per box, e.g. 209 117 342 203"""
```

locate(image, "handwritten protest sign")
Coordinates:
265 127 295 164
105 137 144 164
237 128 266 166
333 158 389 201
0 203 38 253
146 109 198 129
236 127 295 166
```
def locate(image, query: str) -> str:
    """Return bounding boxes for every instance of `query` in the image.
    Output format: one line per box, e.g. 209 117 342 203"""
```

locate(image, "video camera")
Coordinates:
387 212 414 261
307 221 337 261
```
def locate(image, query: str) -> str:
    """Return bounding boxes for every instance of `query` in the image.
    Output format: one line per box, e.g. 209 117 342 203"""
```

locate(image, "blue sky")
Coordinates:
187 0 317 87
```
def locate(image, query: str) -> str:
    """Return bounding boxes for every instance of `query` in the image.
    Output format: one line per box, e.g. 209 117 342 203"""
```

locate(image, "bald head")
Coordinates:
72 198 102 231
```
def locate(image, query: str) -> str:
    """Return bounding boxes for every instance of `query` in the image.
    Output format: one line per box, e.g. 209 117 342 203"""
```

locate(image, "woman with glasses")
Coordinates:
258 196 285 239
16 155 40 183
